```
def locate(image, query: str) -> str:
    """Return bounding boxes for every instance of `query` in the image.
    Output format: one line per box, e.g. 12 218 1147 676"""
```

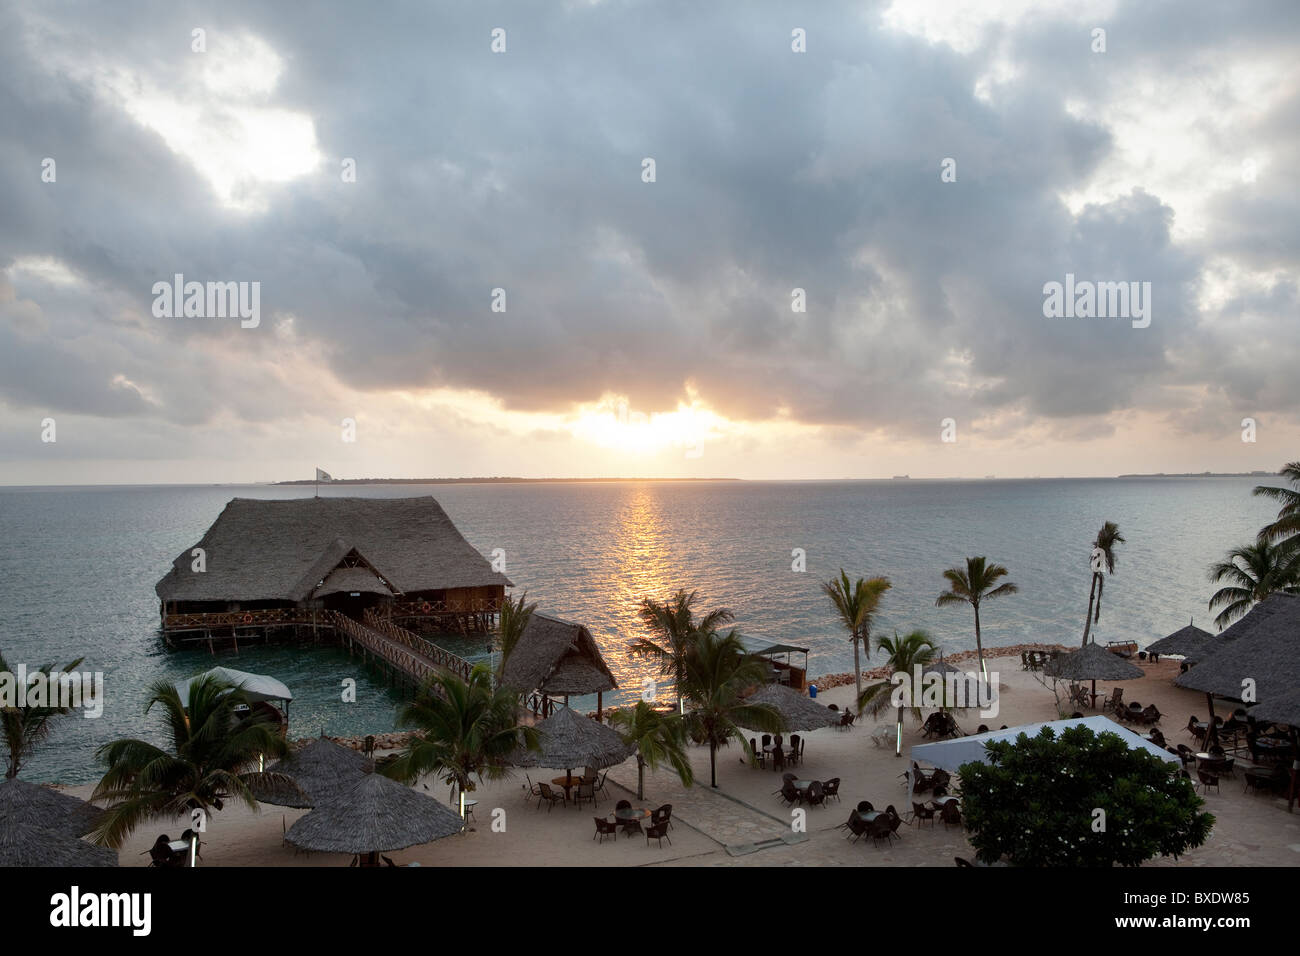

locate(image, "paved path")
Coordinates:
606 763 807 856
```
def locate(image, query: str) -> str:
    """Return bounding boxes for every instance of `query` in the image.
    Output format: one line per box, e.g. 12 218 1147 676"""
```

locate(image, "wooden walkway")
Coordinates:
326 610 475 685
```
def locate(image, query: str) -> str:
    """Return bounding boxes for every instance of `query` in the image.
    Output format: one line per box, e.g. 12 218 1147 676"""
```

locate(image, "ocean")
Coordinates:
0 477 1274 783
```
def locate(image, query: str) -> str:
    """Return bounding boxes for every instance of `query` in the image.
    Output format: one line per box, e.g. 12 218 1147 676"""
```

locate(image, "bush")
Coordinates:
959 725 1214 866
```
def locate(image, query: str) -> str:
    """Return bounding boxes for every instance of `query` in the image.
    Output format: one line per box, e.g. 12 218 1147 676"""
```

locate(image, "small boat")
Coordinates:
174 666 292 736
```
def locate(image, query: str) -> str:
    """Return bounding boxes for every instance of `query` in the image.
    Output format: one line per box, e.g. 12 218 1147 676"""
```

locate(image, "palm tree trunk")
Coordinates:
637 757 645 800
709 742 718 788
853 632 862 706
1083 574 1098 646
973 603 985 678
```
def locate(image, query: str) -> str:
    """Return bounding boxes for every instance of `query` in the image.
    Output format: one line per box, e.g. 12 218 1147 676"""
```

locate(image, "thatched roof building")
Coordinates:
501 613 618 698
1176 593 1300 701
510 706 635 772
156 497 510 640
0 824 118 867
1146 622 1214 659
743 684 839 731
1045 642 1143 682
0 779 105 836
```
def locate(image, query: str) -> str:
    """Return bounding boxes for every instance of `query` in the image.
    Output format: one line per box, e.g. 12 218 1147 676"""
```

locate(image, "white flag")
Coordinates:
315 468 332 482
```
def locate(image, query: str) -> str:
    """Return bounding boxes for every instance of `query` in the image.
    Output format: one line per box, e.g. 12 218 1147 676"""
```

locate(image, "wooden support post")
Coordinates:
1205 693 1220 750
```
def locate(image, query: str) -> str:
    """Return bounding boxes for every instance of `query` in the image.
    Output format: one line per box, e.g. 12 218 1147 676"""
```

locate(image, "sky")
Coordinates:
1 0 1298 483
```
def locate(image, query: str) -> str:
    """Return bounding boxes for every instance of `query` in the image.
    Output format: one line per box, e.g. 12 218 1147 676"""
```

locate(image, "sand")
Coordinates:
65 649 1300 867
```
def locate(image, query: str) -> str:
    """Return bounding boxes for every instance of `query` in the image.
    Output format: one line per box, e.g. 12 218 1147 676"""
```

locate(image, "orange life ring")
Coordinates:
242 613 253 624
420 602 432 613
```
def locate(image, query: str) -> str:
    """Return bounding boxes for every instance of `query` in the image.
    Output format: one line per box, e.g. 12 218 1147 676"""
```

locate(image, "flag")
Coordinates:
315 468 332 482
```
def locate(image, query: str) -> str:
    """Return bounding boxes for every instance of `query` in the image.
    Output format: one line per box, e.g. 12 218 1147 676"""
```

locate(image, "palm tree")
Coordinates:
1254 461 1300 555
92 675 293 848
856 630 936 757
608 701 694 799
0 649 84 780
1207 541 1300 629
822 571 892 705
632 589 733 713
1081 521 1125 645
383 664 538 804
935 557 1018 675
495 590 537 676
679 630 783 788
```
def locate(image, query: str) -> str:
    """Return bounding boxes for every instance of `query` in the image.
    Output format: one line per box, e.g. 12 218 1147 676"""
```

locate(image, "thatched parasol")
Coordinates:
1176 594 1300 701
1045 641 1143 707
251 736 368 808
742 684 838 731
0 822 118 867
284 766 465 858
1146 623 1214 659
510 705 634 774
0 779 106 836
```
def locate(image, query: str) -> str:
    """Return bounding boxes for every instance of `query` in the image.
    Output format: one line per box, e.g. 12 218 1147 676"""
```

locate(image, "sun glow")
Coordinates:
571 395 725 456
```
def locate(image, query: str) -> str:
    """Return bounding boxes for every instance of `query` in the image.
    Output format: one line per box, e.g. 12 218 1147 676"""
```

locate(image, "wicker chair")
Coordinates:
940 801 963 829
822 777 841 804
651 804 674 831
593 817 618 844
645 821 671 848
910 801 936 828
535 783 563 812
1196 770 1220 795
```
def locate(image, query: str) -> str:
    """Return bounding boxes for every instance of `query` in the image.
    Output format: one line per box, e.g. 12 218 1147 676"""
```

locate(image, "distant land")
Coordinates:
276 476 743 485
1117 471 1274 478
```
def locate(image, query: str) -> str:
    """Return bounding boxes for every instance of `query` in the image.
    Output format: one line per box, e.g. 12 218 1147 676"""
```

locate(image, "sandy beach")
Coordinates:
65 647 1300 868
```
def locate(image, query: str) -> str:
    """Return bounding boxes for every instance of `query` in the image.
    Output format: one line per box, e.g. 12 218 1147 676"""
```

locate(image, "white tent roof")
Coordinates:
910 715 1177 781
174 667 294 706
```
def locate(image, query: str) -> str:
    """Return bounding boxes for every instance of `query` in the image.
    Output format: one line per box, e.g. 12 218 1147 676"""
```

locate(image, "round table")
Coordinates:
551 776 582 800
614 807 650 822
462 798 478 822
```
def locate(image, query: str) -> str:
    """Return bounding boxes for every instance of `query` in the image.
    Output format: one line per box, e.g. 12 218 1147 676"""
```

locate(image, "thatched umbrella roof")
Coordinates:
251 737 368 808
0 779 105 836
501 613 618 697
510 706 634 771
0 823 117 867
284 768 465 855
1247 688 1300 728
743 684 838 731
1176 594 1300 700
1146 623 1214 659
1045 642 1144 682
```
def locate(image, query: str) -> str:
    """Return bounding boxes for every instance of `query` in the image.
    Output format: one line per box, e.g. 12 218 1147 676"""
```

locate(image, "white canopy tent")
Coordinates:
173 666 294 708
908 715 1177 791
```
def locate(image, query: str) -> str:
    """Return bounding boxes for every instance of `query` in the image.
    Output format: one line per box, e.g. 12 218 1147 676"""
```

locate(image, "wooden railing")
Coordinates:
163 608 320 631
363 609 474 680
331 612 440 684
390 598 501 617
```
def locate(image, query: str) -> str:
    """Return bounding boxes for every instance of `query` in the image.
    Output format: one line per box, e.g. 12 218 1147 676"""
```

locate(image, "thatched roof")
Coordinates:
0 823 118 867
501 613 617 697
314 564 398 598
743 684 838 731
510 705 635 771
0 779 105 836
1176 593 1300 701
283 769 465 855
1146 623 1214 658
1247 687 1300 728
1045 642 1143 681
251 737 368 808
156 496 511 603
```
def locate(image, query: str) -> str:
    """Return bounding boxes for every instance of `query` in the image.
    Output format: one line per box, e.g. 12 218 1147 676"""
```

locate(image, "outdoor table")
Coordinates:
853 810 880 824
462 798 478 822
551 776 581 801
793 779 814 793
614 806 650 821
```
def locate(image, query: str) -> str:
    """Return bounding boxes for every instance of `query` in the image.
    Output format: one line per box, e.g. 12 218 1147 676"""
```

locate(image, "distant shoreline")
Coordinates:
275 476 743 485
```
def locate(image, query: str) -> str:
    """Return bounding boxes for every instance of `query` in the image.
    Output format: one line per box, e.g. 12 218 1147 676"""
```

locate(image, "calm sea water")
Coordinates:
0 477 1274 783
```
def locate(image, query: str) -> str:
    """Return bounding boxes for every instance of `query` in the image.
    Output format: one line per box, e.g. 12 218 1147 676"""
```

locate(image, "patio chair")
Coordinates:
845 814 869 843
593 817 618 844
146 834 180 868
1021 651 1030 671
1196 770 1220 795
868 815 895 847
761 734 772 752
645 821 672 848
1103 687 1123 713
1068 685 1090 710
574 781 596 809
751 736 765 769
771 746 786 773
839 710 856 730
954 857 975 867
524 773 542 803
651 804 674 831
910 801 935 828
930 769 952 794
822 777 841 804
778 778 802 807
788 734 803 767
1175 744 1197 769
910 762 934 793
856 800 874 814
773 771 797 794
535 783 563 812
805 780 826 808
1244 767 1283 796
885 806 903 843
1148 728 1167 748
940 801 963 829
593 770 610 801
1142 704 1162 724
1187 715 1207 741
